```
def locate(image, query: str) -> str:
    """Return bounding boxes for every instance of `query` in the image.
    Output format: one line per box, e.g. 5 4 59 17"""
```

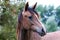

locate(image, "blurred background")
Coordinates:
0 0 60 40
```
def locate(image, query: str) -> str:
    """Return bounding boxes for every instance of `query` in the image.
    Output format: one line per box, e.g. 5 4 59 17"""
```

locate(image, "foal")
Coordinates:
16 2 46 40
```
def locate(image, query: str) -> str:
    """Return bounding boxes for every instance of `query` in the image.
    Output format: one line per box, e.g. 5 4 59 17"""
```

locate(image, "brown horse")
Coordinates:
42 31 60 40
16 2 46 40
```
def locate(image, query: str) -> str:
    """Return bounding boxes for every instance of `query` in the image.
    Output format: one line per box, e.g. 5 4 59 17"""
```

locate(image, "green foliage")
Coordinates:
36 5 45 17
46 15 57 32
0 0 25 40
56 6 60 18
36 5 60 32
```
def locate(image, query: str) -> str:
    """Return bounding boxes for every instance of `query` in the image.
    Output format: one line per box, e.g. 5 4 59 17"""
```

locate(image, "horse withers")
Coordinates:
16 2 46 40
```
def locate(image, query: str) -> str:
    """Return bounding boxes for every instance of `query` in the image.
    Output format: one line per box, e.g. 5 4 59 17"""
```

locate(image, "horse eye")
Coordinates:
29 16 32 19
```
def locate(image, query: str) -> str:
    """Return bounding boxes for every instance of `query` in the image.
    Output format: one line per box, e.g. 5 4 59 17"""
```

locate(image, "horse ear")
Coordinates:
25 2 29 11
32 2 37 9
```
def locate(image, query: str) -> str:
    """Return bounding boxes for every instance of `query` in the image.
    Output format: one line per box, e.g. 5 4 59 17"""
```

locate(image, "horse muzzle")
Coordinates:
32 26 46 36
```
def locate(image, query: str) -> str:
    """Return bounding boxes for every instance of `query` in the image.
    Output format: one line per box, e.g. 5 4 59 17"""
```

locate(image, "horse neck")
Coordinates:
21 29 32 40
19 24 42 40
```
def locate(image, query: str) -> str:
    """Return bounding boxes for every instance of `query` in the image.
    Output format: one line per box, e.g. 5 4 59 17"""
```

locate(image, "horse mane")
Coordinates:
16 10 23 40
27 7 39 17
18 10 23 23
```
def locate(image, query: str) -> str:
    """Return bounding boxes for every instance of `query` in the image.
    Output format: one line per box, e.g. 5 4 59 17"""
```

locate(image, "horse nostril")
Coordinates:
40 28 46 36
42 28 45 32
